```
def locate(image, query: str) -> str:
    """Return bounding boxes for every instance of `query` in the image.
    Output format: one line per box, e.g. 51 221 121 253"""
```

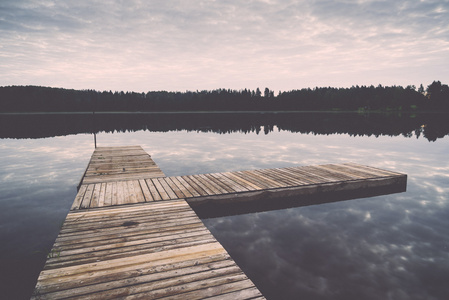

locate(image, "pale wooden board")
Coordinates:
255 169 293 187
189 175 217 195
221 172 261 191
79 146 165 186
244 170 284 188
145 179 163 201
231 171 269 189
271 168 311 185
200 174 229 194
71 185 87 211
343 162 404 176
208 173 241 193
33 200 264 299
162 177 186 199
138 179 154 201
275 168 317 185
284 166 331 184
152 178 172 200
170 176 194 198
79 184 94 209
181 175 209 196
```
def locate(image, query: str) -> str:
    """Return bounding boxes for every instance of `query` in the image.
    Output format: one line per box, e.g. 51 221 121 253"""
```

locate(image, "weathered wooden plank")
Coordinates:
243 170 283 188
189 175 216 195
284 166 330 184
111 182 118 205
58 212 200 236
205 286 265 300
316 164 370 179
223 172 263 191
116 181 125 205
143 278 260 300
256 168 296 186
79 184 94 209
82 173 165 185
64 206 204 229
71 185 88 210
65 200 189 220
131 180 145 203
54 226 210 252
211 172 248 193
341 164 386 177
164 177 187 199
126 180 138 204
59 208 199 233
37 242 226 281
78 146 165 187
61 213 196 234
121 274 250 300
181 175 209 196
254 169 290 187
36 256 235 297
155 178 177 200
97 183 106 207
138 179 153 202
170 176 193 198
343 162 402 177
59 214 199 238
275 167 317 184
55 221 205 248
145 179 163 201
52 229 212 258
197 174 224 194
174 176 200 197
271 168 311 185
228 172 267 190
202 173 230 194
299 165 346 182
46 235 218 269
89 183 101 208
234 170 272 189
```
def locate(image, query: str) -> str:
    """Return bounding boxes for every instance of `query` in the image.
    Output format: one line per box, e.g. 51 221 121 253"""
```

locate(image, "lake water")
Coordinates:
1 112 448 299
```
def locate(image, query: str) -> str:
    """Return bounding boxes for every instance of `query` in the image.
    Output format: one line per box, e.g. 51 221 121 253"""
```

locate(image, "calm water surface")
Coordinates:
1 113 448 299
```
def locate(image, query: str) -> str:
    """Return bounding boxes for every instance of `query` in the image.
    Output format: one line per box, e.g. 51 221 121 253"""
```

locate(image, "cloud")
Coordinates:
0 0 448 91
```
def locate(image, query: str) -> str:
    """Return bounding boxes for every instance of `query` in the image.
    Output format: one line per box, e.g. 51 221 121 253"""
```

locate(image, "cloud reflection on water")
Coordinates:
1 128 449 299
87 128 449 299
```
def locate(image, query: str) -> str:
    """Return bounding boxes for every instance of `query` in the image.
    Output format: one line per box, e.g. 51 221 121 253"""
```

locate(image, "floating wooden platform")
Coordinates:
34 146 407 299
73 162 406 211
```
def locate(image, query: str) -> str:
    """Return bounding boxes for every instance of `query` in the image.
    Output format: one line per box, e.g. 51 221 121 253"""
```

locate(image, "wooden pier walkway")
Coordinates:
79 145 165 186
33 146 406 299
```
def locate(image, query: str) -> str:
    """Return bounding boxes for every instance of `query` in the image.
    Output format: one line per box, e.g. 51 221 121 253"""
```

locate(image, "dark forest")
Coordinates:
1 81 448 112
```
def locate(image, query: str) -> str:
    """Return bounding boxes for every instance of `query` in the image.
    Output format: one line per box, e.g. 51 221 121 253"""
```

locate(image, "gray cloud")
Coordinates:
0 0 448 91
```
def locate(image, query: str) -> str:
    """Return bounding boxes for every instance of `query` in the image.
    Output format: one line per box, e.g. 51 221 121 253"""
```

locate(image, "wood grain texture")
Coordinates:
33 200 263 299
79 146 165 186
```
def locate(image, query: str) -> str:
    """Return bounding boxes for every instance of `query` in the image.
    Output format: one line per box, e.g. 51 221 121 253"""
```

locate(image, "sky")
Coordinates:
0 0 448 93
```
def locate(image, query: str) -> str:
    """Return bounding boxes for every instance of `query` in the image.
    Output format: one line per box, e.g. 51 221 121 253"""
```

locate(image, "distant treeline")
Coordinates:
1 81 448 112
1 112 448 142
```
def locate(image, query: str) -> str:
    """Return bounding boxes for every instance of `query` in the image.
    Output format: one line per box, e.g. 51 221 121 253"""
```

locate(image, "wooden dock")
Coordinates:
33 146 407 299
